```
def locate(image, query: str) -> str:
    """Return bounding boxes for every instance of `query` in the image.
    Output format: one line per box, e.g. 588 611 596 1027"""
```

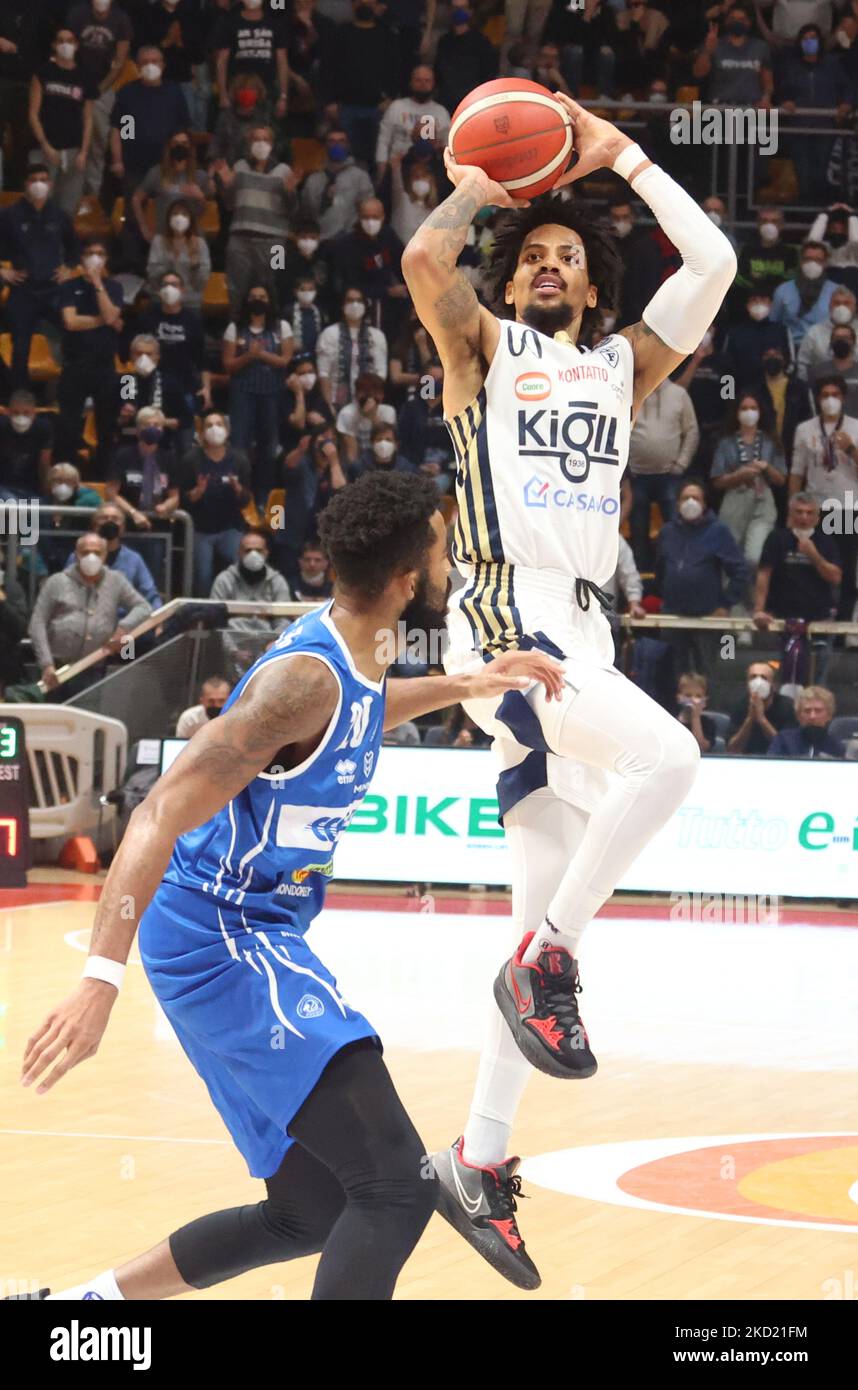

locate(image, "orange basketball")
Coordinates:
449 79 574 200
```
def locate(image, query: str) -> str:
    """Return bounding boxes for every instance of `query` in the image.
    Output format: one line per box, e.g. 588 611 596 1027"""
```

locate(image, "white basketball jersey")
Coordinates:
447 320 633 588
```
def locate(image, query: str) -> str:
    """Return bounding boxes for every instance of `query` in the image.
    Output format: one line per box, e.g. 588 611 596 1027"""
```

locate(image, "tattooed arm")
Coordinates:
618 320 688 419
402 155 526 416
21 656 338 1092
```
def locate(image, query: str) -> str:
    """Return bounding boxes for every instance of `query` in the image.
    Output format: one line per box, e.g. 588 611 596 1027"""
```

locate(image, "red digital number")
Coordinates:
0 818 18 856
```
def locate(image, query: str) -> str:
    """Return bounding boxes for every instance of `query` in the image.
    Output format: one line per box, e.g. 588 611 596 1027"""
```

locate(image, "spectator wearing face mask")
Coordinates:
179 412 251 596
434 2 499 114
210 529 292 639
349 422 417 481
42 461 102 513
223 285 295 506
67 0 133 199
542 0 617 99
657 478 750 619
176 676 233 738
147 198 212 311
132 130 211 244
276 425 347 572
316 287 388 410
210 73 273 166
778 23 852 203
701 196 738 254
57 238 123 477
768 685 844 758
723 290 793 392
627 376 700 570
711 392 786 569
300 131 374 244
607 196 663 326
36 462 103 575
322 1 400 168
791 375 858 620
213 0 290 125
28 28 96 217
276 220 333 314
114 334 188 453
375 65 450 185
109 45 190 198
63 502 161 611
138 272 211 414
735 208 800 302
390 152 439 246
213 125 296 314
335 372 396 467
136 0 207 128
754 491 841 630
808 203 858 270
771 242 838 348
29 531 151 692
285 274 326 355
797 287 858 381
331 198 408 338
282 351 334 451
692 5 773 105
751 344 811 456
0 166 79 393
674 671 716 756
811 326 858 415
727 660 797 754
0 392 53 502
107 406 181 533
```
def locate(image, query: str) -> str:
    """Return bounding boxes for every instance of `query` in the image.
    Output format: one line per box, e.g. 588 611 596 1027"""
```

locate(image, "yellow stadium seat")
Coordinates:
110 197 127 239
74 196 110 241
0 332 61 382
675 86 700 105
114 58 139 92
202 270 230 316
199 199 220 239
263 488 286 530
291 137 326 177
83 410 98 451
83 481 107 498
242 497 261 527
0 191 21 209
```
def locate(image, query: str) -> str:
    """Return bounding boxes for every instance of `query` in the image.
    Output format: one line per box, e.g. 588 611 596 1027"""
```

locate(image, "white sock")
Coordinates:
463 1001 532 1167
46 1269 124 1301
522 914 585 964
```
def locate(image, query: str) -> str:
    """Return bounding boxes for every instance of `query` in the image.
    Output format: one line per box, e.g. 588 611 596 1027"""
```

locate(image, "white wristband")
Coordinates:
613 142 648 184
83 956 126 991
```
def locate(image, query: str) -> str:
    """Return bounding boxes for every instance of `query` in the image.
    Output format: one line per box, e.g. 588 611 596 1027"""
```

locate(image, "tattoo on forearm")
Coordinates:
422 185 483 274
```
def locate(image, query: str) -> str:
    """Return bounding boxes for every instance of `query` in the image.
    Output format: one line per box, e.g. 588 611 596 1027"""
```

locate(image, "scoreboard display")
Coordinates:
0 718 30 887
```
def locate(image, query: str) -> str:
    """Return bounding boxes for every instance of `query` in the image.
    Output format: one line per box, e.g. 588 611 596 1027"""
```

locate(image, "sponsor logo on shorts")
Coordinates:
515 371 551 401
297 994 325 1019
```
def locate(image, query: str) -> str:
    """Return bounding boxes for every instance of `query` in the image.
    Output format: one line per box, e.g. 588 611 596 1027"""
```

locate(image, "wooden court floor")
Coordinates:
2 880 856 1302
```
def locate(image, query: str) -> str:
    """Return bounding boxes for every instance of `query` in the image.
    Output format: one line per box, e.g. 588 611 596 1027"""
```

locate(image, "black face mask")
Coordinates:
832 338 853 360
763 356 784 376
829 231 848 249
171 145 189 160
204 704 222 720
727 22 749 38
97 521 120 541
249 299 268 312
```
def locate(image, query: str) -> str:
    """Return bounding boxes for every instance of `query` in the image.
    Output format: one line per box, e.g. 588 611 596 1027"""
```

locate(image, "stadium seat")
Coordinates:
829 715 858 744
83 481 107 499
263 488 286 530
821 653 858 714
199 200 220 239
290 137 326 177
202 271 230 316
0 191 21 209
706 711 732 744
675 86 700 104
74 196 110 241
242 498 261 527
0 332 60 382
110 196 128 239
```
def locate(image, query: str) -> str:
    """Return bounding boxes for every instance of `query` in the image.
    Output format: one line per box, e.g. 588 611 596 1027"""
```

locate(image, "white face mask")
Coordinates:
83 253 104 272
649 90 667 103
297 238 319 256
706 209 723 227
738 408 760 428
820 395 842 418
792 526 814 541
170 213 190 234
135 354 156 376
613 219 632 239
56 42 76 61
52 482 74 501
831 304 853 325
344 301 365 322
93 0 111 11
11 414 33 433
79 552 104 577
361 218 382 237
411 179 431 199
802 260 824 281
373 439 395 461
29 181 50 202
161 283 182 305
298 372 316 390
296 288 317 306
759 221 779 243
749 675 772 699
251 141 272 162
748 302 770 321
241 549 265 572
205 424 227 446
140 64 163 83
679 497 703 522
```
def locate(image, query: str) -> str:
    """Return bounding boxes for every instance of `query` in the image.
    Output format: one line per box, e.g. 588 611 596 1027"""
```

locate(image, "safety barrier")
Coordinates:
0 703 127 840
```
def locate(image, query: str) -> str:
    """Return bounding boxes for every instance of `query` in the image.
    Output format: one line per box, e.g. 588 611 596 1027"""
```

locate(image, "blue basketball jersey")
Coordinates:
163 601 386 933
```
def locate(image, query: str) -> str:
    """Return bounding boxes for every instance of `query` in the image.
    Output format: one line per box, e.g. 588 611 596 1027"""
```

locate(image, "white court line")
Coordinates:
0 1128 229 1146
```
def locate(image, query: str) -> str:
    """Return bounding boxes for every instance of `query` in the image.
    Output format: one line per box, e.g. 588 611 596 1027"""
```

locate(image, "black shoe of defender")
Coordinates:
433 1138 541 1290
494 930 598 1080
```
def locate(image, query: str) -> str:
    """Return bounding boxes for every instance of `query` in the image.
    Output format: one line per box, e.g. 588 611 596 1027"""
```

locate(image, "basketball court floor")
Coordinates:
2 872 857 1301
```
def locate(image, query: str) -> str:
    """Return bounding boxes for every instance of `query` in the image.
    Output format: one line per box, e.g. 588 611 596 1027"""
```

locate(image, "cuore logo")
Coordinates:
515 371 551 400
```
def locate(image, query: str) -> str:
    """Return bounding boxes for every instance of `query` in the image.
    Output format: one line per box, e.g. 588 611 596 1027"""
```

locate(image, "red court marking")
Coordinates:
1 884 856 927
618 1135 858 1225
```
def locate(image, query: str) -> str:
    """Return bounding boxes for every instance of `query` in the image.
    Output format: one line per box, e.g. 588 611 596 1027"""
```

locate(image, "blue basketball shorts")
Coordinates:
138 882 378 1178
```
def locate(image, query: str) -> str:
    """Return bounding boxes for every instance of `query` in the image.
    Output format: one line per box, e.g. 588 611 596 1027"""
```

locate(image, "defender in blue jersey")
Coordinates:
21 472 563 1303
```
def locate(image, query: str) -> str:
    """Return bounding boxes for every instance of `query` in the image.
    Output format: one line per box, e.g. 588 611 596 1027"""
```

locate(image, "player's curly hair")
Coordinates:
317 471 440 601
485 195 624 336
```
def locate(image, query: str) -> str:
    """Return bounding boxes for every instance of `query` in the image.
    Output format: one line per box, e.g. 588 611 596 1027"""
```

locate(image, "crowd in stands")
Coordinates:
0 0 857 759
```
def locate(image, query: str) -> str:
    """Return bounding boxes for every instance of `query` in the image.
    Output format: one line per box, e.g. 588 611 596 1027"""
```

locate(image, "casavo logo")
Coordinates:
515 371 551 401
346 794 504 838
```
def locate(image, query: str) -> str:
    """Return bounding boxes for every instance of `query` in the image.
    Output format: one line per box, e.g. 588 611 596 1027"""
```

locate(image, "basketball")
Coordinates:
449 78 574 200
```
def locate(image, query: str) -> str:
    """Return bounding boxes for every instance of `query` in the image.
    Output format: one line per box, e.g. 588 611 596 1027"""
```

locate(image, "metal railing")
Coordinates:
3 504 195 608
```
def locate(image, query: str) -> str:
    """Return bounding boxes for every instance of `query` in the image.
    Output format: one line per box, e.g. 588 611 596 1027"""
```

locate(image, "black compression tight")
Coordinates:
169 1040 437 1300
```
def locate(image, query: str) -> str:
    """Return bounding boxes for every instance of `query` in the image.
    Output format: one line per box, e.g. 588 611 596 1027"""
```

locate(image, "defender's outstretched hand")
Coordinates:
468 648 566 702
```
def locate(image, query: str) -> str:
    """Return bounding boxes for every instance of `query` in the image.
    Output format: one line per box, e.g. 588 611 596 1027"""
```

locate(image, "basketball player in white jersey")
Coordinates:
402 94 738 1288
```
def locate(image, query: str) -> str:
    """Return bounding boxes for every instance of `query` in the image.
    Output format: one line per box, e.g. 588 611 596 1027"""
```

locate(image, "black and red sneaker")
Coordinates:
433 1138 541 1290
494 930 597 1079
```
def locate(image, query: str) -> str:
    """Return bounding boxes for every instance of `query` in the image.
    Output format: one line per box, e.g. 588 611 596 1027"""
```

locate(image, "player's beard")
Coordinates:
400 571 452 634
521 299 575 336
